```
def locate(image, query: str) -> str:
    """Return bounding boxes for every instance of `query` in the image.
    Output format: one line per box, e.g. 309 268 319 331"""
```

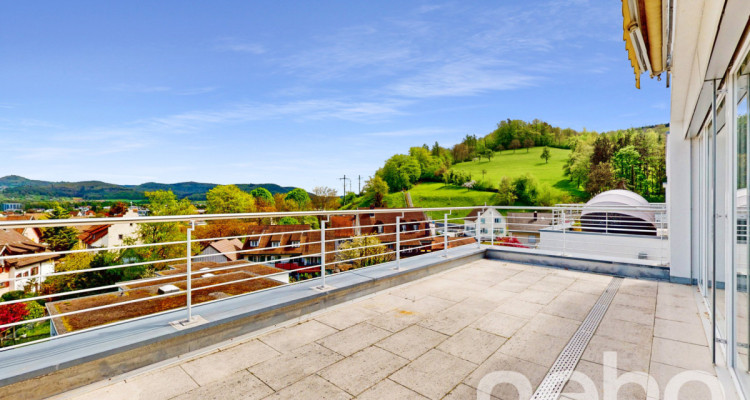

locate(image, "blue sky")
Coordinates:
0 1 668 191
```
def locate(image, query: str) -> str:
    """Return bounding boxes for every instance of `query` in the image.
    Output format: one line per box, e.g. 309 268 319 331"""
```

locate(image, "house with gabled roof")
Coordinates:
0 214 43 244
0 229 58 295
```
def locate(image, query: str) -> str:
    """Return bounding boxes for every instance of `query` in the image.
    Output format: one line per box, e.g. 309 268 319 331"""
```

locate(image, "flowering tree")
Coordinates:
0 302 29 335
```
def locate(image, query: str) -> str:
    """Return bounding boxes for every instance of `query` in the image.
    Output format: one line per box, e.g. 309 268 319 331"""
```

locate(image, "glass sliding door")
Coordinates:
735 53 750 387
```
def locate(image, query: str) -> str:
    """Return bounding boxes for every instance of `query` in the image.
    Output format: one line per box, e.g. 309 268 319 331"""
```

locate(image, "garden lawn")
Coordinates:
450 146 586 200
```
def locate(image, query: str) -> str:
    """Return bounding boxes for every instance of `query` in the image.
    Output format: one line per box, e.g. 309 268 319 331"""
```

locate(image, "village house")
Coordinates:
194 238 243 263
330 209 433 256
0 215 43 244
0 229 58 295
463 207 506 241
77 207 140 248
240 225 329 273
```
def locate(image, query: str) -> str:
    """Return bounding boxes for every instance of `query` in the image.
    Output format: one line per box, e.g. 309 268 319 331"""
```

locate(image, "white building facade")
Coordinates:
656 0 750 394
464 208 506 241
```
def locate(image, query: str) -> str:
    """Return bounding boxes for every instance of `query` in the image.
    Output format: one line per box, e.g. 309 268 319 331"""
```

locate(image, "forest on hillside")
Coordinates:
360 119 668 207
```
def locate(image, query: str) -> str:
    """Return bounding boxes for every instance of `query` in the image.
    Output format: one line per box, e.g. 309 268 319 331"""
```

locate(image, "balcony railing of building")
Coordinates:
0 204 669 350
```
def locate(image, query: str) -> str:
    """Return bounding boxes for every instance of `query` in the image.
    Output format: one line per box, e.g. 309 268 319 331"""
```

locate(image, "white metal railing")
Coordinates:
0 204 669 349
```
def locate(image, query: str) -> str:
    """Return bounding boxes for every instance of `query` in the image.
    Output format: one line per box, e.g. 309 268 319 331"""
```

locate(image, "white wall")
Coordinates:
539 230 670 264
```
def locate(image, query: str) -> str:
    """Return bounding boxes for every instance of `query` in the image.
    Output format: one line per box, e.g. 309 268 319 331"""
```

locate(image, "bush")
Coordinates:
24 301 45 321
1 291 26 302
471 180 496 192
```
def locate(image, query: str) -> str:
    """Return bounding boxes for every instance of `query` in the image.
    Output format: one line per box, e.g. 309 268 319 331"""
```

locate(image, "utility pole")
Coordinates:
339 175 349 197
358 175 361 195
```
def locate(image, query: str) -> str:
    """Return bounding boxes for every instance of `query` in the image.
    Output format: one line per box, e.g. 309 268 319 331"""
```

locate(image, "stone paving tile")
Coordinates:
647 361 719 400
492 279 532 293
542 290 599 321
594 316 654 347
259 320 338 353
471 310 528 338
417 301 488 336
248 343 343 391
443 384 489 399
497 330 569 367
430 280 490 303
527 280 571 294
619 279 658 298
509 270 549 284
172 370 273 400
123 366 199 400
314 306 381 330
650 337 714 373
264 375 351 400
562 360 650 400
319 346 409 396
390 349 477 400
316 322 391 356
657 281 697 298
358 293 414 314
604 303 656 326
493 298 544 319
653 318 707 346
568 279 610 296
367 295 455 332
519 312 580 340
436 327 507 364
375 325 448 360
180 339 280 385
464 352 549 398
654 301 702 324
612 292 657 312
474 287 516 304
354 379 428 400
515 288 560 305
581 335 651 373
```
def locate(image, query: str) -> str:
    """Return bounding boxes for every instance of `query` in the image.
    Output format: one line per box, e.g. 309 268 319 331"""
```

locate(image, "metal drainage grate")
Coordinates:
531 277 623 400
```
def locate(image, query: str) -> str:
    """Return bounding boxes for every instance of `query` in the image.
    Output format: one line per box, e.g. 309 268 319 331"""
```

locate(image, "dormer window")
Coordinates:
292 240 300 247
248 240 259 247
377 225 384 234
271 241 280 248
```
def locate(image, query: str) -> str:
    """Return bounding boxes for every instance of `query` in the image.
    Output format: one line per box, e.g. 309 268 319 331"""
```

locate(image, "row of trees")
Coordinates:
563 127 667 200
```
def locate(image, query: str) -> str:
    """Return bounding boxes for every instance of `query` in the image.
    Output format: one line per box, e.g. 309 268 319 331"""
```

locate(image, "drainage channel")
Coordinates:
531 277 623 400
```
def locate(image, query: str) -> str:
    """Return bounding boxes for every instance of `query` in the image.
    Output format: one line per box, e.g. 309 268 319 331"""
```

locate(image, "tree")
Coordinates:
523 138 535 152
509 139 521 153
0 303 28 336
311 187 340 210
285 188 312 210
250 187 275 206
42 205 79 252
482 148 494 162
206 185 255 214
335 235 392 270
379 154 421 191
481 169 487 179
279 217 300 225
586 163 615 195
591 135 614 165
108 202 128 217
540 147 551 164
495 177 517 205
130 190 196 265
364 176 389 207
342 192 357 205
512 174 539 205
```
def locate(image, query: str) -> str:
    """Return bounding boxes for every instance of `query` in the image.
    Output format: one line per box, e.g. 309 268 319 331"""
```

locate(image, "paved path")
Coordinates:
60 260 717 400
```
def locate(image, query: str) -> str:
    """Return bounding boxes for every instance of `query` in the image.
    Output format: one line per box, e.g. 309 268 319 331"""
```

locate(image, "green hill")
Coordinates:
0 175 297 201
450 146 585 199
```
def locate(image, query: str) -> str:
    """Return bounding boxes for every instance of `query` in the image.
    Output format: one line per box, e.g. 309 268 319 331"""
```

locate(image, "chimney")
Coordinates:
533 211 538 222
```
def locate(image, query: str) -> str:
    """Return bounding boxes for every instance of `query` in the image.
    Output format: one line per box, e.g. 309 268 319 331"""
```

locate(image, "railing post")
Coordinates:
396 216 401 270
490 209 495 245
561 211 566 255
186 220 195 323
443 213 449 258
475 216 481 248
321 220 326 287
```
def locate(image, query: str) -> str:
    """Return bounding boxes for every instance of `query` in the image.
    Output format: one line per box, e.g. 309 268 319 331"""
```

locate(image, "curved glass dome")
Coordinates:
580 189 656 235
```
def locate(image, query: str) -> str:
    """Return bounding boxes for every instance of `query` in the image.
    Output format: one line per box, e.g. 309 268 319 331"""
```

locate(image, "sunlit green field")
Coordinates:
450 146 586 200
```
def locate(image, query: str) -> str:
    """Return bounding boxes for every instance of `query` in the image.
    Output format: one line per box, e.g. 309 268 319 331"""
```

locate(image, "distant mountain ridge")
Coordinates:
0 175 297 201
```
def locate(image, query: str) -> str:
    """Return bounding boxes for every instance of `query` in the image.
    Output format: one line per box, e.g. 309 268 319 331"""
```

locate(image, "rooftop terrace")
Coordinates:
53 258 719 400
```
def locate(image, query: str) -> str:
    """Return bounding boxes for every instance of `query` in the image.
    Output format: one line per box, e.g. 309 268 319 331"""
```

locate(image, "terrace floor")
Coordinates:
57 260 719 400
